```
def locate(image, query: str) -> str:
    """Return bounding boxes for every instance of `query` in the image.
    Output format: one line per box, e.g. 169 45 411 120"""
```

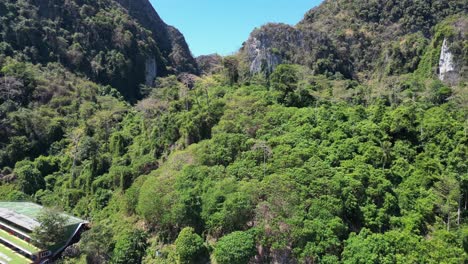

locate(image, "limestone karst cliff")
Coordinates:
0 0 198 99
437 17 467 86
115 0 198 76
239 0 466 84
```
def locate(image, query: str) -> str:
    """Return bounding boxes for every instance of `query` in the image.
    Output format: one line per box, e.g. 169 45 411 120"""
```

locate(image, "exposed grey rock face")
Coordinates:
240 23 350 77
246 37 282 74
240 1 465 79
145 58 157 86
438 39 456 82
438 29 467 86
242 24 303 75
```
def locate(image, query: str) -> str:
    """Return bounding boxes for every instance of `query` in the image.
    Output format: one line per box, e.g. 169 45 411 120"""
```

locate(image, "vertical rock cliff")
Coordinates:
239 0 466 81
437 16 467 86
115 0 198 75
438 39 456 83
0 0 198 100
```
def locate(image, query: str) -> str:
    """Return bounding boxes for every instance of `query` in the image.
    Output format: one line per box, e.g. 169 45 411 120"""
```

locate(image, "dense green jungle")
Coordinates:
0 0 467 263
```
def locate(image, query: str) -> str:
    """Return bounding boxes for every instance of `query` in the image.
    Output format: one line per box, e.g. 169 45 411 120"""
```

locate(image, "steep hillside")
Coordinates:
0 0 197 100
0 1 467 263
240 0 467 83
115 0 198 74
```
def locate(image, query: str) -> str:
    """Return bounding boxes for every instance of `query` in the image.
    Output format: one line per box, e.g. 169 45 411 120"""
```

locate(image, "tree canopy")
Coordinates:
0 0 466 263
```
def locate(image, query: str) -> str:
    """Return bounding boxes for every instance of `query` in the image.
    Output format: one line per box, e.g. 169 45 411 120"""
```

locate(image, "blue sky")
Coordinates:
150 0 322 57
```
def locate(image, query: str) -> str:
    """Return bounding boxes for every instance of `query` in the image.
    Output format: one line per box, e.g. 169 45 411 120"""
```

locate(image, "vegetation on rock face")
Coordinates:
0 0 467 263
196 54 223 76
240 0 467 82
0 0 197 100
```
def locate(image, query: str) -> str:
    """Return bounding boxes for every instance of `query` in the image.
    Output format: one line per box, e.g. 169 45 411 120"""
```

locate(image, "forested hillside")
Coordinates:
0 0 467 263
0 0 197 100
239 0 467 81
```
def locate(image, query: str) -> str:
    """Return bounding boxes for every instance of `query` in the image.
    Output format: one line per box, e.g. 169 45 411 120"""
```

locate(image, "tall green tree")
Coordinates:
214 231 256 264
31 208 68 248
174 227 206 264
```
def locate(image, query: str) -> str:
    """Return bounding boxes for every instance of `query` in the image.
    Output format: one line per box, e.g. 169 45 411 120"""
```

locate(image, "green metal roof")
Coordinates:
0 208 39 232
0 202 87 255
0 202 84 228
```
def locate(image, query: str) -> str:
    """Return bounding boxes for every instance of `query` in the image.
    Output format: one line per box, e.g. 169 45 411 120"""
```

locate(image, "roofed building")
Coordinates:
0 202 88 264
